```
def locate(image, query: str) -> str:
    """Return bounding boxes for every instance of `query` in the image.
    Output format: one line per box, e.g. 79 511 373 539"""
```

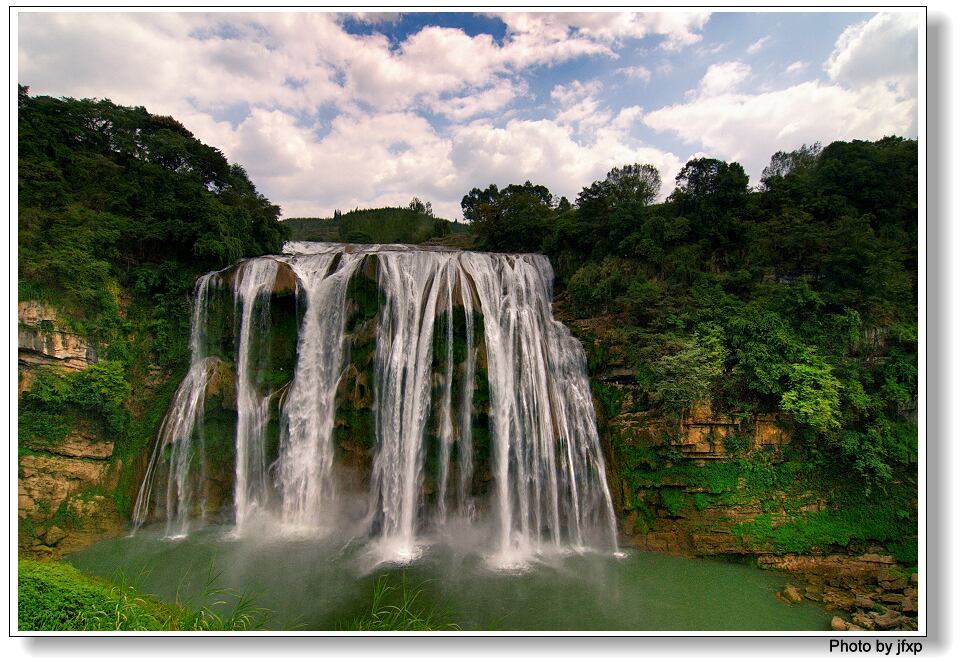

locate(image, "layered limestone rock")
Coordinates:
23 427 114 460
18 300 124 557
18 449 125 558
19 454 109 517
608 402 792 464
18 301 97 374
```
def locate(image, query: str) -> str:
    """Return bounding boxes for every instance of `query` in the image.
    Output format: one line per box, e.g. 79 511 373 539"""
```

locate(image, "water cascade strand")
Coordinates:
232 258 279 534
131 273 215 536
276 249 364 532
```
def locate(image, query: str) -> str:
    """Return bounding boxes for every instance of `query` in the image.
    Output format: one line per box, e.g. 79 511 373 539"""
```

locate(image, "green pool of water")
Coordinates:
68 524 832 631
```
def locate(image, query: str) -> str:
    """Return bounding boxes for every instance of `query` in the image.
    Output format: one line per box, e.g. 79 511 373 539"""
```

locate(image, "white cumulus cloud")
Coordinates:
696 61 752 97
824 11 918 98
645 80 916 182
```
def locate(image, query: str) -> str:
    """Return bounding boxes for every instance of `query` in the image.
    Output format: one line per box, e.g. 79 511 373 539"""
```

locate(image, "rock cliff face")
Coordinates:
17 301 124 557
18 301 97 377
594 383 918 629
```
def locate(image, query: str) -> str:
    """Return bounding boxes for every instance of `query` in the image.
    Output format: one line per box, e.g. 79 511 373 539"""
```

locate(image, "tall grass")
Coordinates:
18 558 271 631
347 573 461 631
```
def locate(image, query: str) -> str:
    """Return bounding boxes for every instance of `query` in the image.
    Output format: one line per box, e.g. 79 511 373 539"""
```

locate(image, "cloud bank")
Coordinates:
17 11 919 220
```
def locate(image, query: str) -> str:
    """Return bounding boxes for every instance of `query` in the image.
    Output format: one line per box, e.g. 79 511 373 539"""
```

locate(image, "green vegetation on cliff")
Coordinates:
19 86 286 338
17 87 287 547
464 138 918 495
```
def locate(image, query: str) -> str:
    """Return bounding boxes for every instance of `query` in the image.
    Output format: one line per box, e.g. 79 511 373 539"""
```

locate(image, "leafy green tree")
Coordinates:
461 181 555 252
651 325 726 411
574 164 662 258
407 197 433 217
761 142 822 184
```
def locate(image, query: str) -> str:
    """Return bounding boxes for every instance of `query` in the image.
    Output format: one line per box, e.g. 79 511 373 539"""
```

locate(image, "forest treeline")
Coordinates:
283 201 467 244
462 138 918 491
18 86 287 359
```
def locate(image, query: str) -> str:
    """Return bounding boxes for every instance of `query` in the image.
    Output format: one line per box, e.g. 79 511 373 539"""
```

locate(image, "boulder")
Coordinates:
852 612 876 630
830 616 847 631
855 595 876 609
870 608 903 630
822 587 857 611
43 526 67 545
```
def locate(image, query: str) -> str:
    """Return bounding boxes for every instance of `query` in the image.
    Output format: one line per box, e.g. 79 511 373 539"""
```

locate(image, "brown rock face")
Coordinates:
606 403 792 464
27 428 114 460
205 359 237 409
18 301 97 371
272 261 298 295
757 553 898 582
219 259 298 296
19 455 108 518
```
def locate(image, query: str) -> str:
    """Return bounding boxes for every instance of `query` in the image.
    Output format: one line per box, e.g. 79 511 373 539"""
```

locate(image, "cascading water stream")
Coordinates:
232 258 279 534
275 249 364 532
131 273 215 536
134 242 618 566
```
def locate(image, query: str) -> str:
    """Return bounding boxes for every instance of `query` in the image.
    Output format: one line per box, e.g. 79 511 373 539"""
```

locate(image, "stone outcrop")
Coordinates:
609 401 792 464
24 427 114 460
25 495 125 559
757 552 900 581
18 451 125 558
19 454 109 517
18 301 97 374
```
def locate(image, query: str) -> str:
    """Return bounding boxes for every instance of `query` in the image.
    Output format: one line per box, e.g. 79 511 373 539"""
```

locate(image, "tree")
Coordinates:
572 164 662 258
761 143 822 184
461 184 500 224
669 158 751 267
672 158 749 214
407 197 433 217
577 164 661 210
462 181 555 252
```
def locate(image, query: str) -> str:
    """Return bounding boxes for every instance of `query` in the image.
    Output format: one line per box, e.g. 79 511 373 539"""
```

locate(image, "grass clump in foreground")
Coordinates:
346 573 461 631
18 558 270 631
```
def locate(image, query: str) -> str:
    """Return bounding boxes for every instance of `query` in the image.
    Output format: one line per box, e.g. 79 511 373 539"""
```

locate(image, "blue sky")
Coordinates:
17 10 920 220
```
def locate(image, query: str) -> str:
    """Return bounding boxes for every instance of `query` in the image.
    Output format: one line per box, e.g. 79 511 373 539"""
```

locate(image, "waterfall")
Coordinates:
131 273 215 536
231 257 280 534
276 249 363 532
134 242 618 564
456 268 476 519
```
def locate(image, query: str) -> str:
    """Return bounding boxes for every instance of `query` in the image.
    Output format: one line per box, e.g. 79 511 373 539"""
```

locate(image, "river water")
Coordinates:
69 523 831 631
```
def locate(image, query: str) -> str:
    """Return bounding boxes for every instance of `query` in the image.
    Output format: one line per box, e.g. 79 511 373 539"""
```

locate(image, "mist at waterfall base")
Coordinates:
78 242 830 630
